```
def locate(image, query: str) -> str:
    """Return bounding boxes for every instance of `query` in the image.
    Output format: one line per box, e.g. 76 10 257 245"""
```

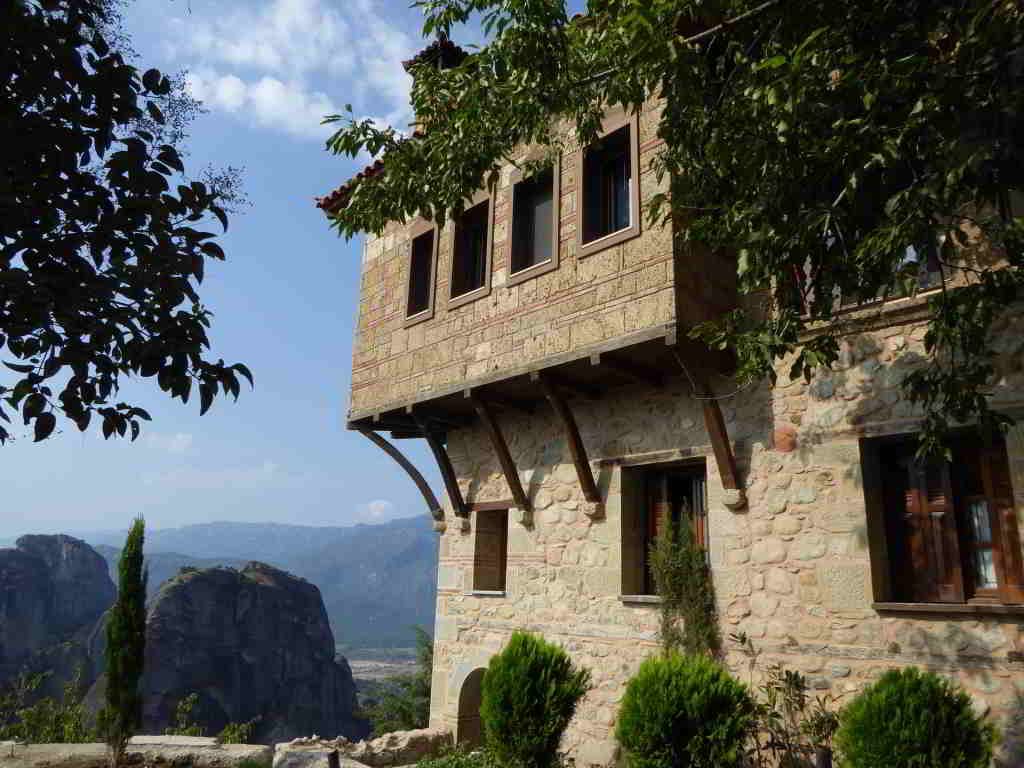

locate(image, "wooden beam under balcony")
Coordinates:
357 428 444 521
589 352 664 389
700 396 746 509
463 387 536 416
412 413 468 518
535 371 602 505
527 369 599 400
467 394 532 513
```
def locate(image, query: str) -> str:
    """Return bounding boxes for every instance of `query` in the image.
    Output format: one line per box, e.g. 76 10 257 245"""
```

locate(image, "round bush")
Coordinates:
834 667 997 768
480 631 590 768
615 653 754 768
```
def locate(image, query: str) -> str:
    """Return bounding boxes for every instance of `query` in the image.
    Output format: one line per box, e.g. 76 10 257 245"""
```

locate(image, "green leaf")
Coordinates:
34 412 56 442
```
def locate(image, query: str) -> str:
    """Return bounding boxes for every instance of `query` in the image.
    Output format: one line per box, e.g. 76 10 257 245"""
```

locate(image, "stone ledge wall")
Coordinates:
350 101 675 417
428 307 1024 765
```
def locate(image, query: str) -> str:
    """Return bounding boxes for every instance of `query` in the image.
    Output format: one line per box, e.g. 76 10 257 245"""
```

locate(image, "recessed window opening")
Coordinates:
406 229 434 317
451 200 490 298
868 432 1023 605
511 168 555 274
583 125 632 244
473 508 508 593
622 462 707 597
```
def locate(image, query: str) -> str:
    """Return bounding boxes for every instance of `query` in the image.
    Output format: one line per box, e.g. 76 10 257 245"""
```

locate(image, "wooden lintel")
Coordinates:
536 372 601 504
701 399 741 491
528 369 599 400
357 428 444 521
463 388 535 416
468 394 532 513
468 500 515 512
413 416 468 518
590 352 664 389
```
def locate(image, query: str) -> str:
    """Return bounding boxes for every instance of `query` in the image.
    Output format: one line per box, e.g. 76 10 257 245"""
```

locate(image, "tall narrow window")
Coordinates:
511 169 555 274
868 432 1024 605
621 462 707 597
406 229 435 318
451 199 490 299
583 126 631 243
473 509 508 593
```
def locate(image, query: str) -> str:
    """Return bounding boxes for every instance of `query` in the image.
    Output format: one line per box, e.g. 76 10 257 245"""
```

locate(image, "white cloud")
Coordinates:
145 432 194 454
354 498 396 522
169 0 417 140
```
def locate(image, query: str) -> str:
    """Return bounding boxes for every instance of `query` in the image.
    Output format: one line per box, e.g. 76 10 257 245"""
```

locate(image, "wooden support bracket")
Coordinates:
535 371 602 508
700 397 747 510
357 428 445 521
468 394 532 514
411 414 469 518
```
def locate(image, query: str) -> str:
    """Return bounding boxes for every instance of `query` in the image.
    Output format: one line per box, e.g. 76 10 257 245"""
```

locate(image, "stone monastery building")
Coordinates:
320 38 1024 764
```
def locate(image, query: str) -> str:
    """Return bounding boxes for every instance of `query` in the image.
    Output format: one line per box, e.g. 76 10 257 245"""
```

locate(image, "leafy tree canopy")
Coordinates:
1 0 251 444
325 0 1024 454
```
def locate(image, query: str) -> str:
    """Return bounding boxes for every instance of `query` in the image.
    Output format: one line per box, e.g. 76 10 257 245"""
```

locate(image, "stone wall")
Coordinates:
350 100 677 418
427 303 1024 765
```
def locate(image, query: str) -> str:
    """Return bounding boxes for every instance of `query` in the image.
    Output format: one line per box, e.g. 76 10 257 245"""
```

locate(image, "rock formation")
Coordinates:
138 562 369 744
0 535 114 690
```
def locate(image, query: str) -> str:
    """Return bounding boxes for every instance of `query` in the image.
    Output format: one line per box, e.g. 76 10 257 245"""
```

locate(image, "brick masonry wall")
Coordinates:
349 101 674 418
427 306 1024 766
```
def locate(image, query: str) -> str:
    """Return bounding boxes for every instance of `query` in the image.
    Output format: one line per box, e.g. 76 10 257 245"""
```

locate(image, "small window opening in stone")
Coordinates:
406 230 434 317
473 508 508 592
511 169 554 274
451 200 490 298
582 125 631 244
621 462 707 597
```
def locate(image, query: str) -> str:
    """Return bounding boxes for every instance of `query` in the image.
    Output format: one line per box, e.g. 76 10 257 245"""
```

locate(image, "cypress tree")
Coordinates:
101 518 147 768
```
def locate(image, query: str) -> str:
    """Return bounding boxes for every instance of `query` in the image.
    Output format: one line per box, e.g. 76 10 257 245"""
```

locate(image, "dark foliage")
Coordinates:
366 626 433 735
101 518 147 767
1 0 251 445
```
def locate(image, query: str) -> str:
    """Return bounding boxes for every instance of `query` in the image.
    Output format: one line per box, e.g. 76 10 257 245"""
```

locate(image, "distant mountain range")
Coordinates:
85 516 439 650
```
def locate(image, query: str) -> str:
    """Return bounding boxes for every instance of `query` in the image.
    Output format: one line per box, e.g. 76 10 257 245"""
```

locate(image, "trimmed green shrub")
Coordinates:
615 653 754 768
416 747 500 768
834 667 997 768
480 631 590 768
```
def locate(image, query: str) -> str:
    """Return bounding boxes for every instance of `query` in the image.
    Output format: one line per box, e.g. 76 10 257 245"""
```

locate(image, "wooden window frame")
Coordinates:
620 459 708 599
506 157 561 287
447 189 494 310
576 111 641 260
472 507 509 595
403 219 439 328
862 431 1024 612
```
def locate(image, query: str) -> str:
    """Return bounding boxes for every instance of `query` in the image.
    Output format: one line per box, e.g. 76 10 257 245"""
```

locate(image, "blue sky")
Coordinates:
1 0 584 540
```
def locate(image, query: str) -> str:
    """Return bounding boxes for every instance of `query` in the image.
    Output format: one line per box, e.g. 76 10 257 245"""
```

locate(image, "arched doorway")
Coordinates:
456 668 486 748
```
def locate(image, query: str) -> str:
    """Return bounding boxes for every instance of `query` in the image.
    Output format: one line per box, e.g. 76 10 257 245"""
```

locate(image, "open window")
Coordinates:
404 224 437 325
449 195 493 306
578 113 640 258
621 461 707 597
508 162 560 285
473 508 508 593
863 431 1024 607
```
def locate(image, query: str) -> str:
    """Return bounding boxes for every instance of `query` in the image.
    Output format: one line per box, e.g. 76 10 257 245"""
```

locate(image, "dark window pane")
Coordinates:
406 230 434 317
511 170 554 274
583 126 631 244
452 200 489 297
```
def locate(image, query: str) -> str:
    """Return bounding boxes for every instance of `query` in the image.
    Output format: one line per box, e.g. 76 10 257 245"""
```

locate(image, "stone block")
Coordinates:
577 739 619 767
273 745 340 768
751 538 787 564
819 564 870 611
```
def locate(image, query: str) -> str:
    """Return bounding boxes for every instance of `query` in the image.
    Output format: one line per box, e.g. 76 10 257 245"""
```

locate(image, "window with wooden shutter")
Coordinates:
869 432 1022 606
472 509 508 593
622 461 708 598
